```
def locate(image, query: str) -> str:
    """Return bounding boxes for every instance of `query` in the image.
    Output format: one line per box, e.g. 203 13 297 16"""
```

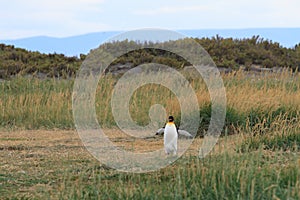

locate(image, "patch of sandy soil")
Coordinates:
0 129 238 169
0 129 239 198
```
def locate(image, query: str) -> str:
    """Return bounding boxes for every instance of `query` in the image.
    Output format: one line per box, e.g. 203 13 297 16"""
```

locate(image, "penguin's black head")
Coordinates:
168 116 174 122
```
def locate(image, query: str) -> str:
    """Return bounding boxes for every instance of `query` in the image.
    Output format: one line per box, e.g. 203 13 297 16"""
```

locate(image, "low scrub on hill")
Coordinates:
1 35 300 79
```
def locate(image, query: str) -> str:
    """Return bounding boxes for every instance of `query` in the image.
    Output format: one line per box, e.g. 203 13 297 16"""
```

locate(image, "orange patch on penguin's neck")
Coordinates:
167 122 175 125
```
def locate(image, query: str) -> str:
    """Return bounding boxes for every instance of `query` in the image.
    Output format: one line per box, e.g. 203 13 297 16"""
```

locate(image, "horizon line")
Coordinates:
1 27 300 41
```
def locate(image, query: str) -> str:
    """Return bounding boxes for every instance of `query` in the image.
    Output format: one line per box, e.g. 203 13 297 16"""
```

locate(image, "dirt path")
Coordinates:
0 129 239 198
0 129 238 172
0 129 238 168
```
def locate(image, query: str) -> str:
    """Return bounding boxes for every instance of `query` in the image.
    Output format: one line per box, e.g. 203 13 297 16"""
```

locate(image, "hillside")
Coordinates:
0 44 82 79
2 28 300 56
0 35 299 79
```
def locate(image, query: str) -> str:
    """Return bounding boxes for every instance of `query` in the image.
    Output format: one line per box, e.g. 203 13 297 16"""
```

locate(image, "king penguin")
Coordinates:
164 116 178 155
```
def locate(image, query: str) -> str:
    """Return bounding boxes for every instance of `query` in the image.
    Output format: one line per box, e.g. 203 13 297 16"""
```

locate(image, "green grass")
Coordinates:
43 153 300 199
239 127 300 152
2 149 300 199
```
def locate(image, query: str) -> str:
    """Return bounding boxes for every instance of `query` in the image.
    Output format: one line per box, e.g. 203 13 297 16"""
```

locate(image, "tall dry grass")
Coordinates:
1 70 300 199
224 69 300 113
0 70 299 132
0 78 73 129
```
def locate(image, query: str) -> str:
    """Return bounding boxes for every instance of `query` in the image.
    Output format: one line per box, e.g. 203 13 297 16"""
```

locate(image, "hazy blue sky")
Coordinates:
1 0 300 39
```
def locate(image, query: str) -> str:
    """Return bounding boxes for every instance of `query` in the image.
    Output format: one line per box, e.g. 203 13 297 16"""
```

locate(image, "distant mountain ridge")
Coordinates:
1 28 300 56
0 31 120 57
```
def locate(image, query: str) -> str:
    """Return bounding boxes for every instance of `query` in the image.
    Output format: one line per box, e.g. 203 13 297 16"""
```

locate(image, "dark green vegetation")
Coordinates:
1 35 300 79
0 44 82 79
197 35 300 70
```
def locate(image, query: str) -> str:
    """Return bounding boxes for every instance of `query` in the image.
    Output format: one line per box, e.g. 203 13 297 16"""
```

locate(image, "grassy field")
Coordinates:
1 70 299 131
1 129 300 199
0 70 300 199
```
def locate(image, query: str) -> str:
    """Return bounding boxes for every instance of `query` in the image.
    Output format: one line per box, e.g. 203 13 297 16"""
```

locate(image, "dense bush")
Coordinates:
0 44 81 79
1 35 300 79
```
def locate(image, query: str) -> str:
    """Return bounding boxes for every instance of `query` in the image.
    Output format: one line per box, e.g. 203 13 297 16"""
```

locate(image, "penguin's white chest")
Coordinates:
164 123 178 155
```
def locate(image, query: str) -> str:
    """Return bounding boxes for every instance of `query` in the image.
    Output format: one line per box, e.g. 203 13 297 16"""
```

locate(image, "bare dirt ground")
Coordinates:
0 129 238 198
0 129 236 165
